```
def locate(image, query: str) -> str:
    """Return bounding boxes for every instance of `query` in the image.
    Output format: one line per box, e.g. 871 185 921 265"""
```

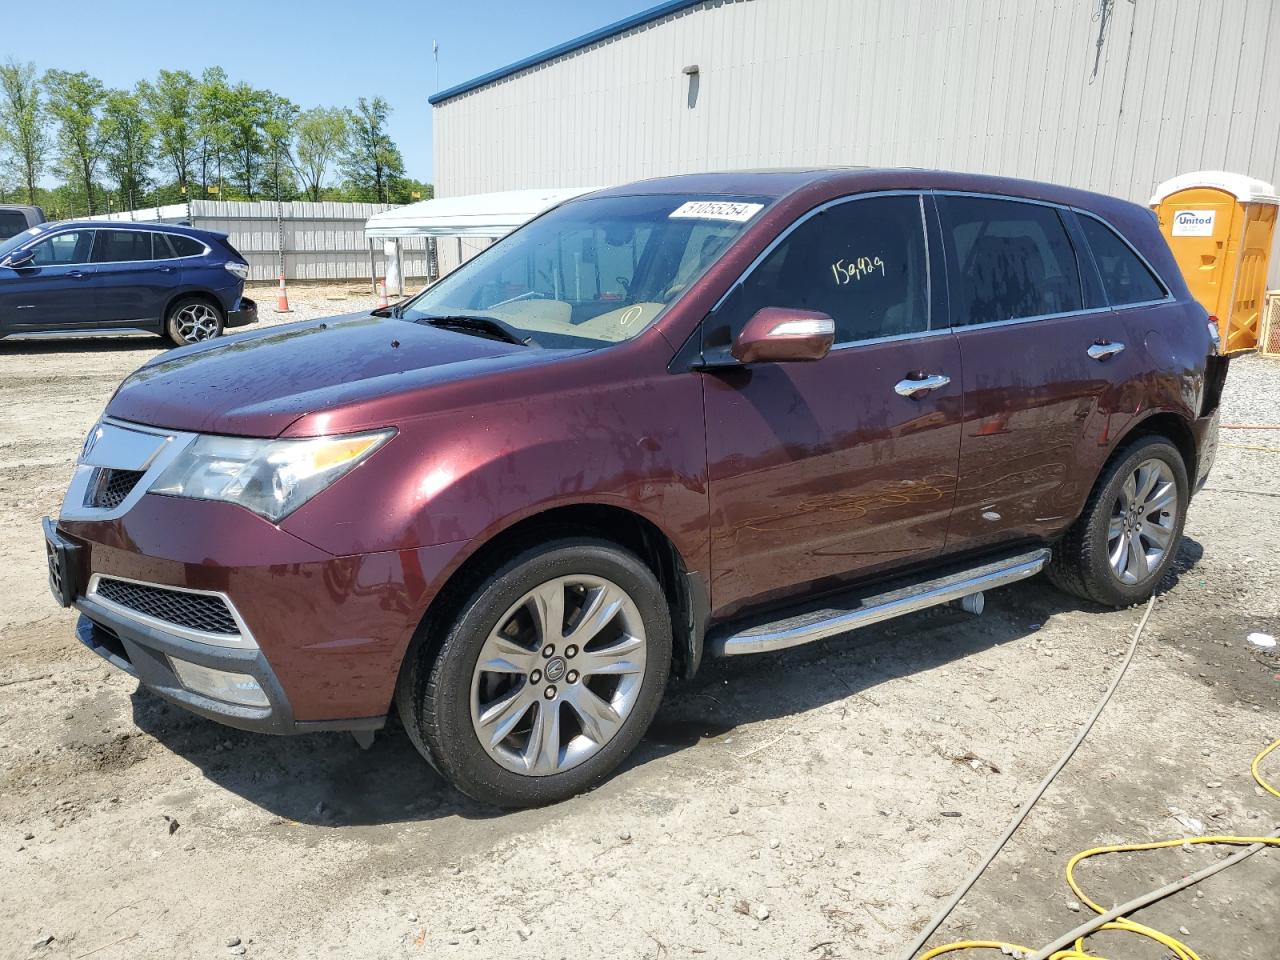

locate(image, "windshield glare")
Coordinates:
400 194 767 348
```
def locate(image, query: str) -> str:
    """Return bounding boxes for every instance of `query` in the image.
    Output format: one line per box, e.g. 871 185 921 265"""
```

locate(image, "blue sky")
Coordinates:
0 0 654 184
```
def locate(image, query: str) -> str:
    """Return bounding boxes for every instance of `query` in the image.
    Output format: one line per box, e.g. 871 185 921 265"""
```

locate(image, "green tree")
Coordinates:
195 67 233 197
340 96 404 203
43 69 106 214
293 106 347 202
259 92 298 201
140 69 198 195
0 59 50 204
101 87 153 211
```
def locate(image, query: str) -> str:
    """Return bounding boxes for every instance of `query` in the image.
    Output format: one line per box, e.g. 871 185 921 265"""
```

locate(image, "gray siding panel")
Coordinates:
433 0 1280 285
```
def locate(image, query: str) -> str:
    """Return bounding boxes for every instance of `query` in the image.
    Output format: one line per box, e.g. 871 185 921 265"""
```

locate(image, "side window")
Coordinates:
28 230 94 266
734 194 929 344
1078 215 1166 306
168 234 205 258
938 196 1082 325
92 230 153 263
153 233 177 259
0 210 29 241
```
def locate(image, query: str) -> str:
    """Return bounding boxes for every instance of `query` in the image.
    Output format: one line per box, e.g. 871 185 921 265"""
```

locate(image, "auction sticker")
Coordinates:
670 200 764 222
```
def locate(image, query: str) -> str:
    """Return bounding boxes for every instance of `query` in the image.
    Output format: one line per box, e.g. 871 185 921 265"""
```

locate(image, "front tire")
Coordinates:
1047 435 1188 607
165 296 224 346
397 536 672 807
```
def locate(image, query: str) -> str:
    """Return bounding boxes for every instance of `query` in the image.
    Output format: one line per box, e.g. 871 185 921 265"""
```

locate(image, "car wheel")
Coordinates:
165 297 224 345
397 536 672 807
1047 435 1188 607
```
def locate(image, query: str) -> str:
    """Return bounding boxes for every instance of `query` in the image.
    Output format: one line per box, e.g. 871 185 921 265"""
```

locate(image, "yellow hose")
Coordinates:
918 738 1280 960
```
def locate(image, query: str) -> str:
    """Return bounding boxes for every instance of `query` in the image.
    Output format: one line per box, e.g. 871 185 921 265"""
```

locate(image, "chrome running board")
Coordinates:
707 547 1050 657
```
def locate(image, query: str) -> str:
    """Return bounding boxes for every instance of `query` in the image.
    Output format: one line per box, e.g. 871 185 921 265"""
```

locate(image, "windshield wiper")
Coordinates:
416 313 535 346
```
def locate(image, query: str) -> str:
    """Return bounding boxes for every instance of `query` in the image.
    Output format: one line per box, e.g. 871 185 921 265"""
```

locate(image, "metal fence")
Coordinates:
87 200 432 284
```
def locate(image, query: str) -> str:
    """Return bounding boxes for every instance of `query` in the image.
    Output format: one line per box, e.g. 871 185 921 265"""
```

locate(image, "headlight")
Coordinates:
224 261 249 279
151 429 394 522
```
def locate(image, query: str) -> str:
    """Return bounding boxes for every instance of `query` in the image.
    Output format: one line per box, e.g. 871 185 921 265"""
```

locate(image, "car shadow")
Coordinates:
129 537 1206 827
0 336 166 356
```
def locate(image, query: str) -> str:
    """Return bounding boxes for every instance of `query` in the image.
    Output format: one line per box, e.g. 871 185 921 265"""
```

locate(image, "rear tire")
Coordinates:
165 296 224 346
396 536 672 808
1047 435 1188 607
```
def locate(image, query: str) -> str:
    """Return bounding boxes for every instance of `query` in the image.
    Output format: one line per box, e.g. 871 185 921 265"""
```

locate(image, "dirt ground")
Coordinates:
2 285 1277 959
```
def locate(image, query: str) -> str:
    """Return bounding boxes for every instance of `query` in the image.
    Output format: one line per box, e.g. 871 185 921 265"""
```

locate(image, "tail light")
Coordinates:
224 261 249 280
1206 316 1222 355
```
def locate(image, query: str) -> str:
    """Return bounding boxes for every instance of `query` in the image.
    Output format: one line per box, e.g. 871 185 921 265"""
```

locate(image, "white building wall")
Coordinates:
433 0 1280 284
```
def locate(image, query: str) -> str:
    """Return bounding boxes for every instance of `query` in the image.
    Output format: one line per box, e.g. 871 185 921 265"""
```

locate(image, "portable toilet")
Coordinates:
1150 171 1279 354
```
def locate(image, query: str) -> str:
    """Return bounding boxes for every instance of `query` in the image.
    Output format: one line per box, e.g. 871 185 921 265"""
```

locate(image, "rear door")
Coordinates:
702 192 964 619
0 228 97 331
936 193 1146 552
91 229 171 326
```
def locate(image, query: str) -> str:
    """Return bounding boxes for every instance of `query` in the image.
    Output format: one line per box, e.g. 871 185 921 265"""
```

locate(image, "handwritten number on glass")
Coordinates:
831 256 885 285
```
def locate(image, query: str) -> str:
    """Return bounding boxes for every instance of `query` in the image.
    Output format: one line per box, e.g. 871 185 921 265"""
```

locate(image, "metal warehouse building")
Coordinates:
430 0 1280 284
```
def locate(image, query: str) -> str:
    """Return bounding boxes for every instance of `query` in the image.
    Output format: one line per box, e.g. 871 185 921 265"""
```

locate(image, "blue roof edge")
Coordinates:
428 0 705 106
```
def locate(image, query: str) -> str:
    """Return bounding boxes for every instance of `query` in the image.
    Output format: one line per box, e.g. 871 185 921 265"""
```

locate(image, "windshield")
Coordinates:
398 194 768 348
0 223 48 260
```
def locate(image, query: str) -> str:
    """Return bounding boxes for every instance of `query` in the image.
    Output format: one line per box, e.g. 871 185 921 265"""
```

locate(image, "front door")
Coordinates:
702 193 963 620
0 228 98 332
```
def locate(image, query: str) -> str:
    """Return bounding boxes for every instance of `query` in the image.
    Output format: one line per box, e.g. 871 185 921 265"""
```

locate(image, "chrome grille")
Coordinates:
94 577 239 635
88 468 146 509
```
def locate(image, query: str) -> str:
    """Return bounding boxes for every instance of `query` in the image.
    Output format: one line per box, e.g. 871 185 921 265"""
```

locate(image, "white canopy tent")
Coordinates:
364 187 600 293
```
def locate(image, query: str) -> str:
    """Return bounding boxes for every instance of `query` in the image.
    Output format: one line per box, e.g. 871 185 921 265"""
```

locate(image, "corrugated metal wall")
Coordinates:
433 0 1280 285
89 200 432 283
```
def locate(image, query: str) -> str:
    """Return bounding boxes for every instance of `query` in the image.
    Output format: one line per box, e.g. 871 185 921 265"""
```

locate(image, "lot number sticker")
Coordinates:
1171 209 1216 236
670 200 764 222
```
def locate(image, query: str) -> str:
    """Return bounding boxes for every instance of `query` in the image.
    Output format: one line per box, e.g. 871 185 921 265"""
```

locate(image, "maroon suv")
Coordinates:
44 169 1226 806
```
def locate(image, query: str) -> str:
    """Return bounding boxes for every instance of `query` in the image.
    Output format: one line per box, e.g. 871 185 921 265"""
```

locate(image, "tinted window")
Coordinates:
1078 215 1165 306
0 210 29 241
733 194 929 344
29 230 94 266
92 230 153 263
168 234 205 257
939 196 1082 325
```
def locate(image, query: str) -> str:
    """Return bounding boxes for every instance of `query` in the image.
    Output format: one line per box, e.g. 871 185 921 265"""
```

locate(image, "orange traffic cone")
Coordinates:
274 273 291 313
376 280 389 310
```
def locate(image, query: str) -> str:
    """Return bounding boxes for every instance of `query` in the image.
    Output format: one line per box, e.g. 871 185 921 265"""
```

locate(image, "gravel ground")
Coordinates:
0 307 1277 960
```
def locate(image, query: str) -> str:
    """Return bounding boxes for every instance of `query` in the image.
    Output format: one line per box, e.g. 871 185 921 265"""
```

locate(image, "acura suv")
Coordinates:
43 170 1226 807
1 221 256 344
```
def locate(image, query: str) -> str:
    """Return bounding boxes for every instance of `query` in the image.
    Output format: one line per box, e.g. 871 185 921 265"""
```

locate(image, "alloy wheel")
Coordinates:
469 575 647 776
174 302 221 342
1107 457 1178 584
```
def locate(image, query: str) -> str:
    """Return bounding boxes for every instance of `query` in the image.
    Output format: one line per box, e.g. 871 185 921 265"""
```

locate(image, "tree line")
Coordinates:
0 60 432 218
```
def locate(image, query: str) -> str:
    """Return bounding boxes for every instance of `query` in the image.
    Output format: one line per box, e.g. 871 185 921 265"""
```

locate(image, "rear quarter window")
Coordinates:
168 235 206 258
1078 215 1167 306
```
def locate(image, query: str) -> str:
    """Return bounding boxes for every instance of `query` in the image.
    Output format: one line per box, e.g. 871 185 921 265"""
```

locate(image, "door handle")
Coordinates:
69 270 88 279
1087 341 1125 361
158 266 175 273
894 373 951 398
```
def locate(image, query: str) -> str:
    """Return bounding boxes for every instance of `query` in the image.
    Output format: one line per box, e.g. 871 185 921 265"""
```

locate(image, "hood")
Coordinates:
106 312 534 437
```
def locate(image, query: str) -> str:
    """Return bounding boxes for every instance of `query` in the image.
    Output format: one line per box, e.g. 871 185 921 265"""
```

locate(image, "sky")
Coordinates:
0 0 656 185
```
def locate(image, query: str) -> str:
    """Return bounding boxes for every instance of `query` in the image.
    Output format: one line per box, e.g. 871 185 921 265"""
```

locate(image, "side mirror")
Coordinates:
1 249 35 269
730 307 835 364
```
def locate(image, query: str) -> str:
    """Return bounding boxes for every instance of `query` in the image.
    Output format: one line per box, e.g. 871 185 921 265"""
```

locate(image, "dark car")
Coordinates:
0 204 45 241
43 169 1226 807
0 221 256 345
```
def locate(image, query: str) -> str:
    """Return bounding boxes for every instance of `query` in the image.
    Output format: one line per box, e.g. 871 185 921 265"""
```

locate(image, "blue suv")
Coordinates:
0 221 257 345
